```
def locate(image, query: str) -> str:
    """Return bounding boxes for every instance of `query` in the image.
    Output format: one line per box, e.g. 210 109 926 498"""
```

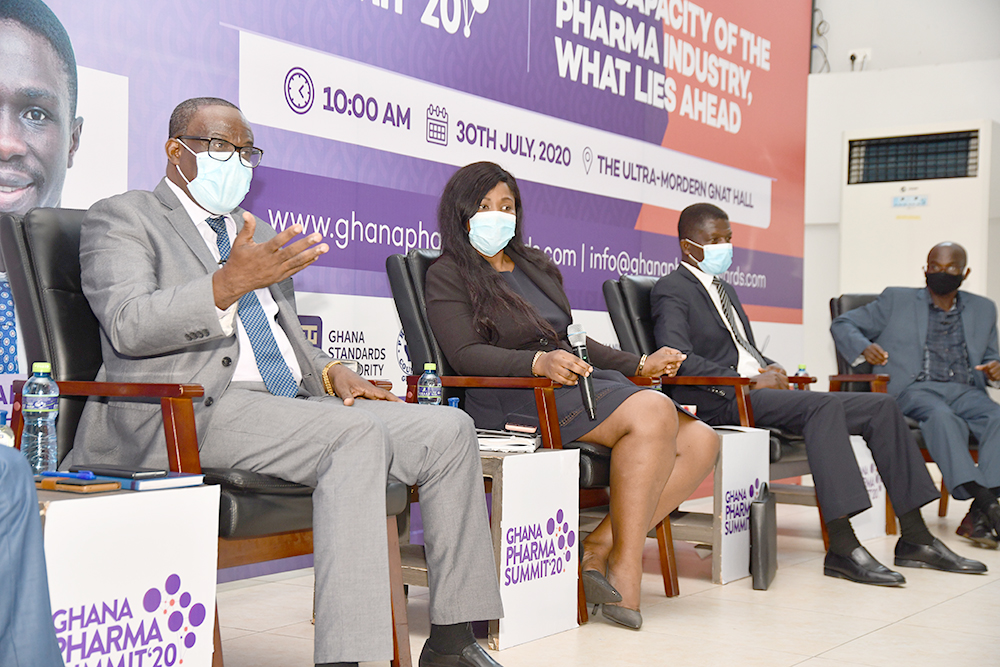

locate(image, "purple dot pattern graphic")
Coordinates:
143 588 161 613
141 573 207 654
549 508 575 566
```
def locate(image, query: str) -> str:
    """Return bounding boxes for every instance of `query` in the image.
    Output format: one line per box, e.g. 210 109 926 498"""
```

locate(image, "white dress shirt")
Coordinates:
166 179 303 386
681 261 762 378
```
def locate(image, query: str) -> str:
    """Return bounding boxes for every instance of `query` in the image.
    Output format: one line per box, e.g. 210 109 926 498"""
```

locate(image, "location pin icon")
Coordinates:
583 147 593 174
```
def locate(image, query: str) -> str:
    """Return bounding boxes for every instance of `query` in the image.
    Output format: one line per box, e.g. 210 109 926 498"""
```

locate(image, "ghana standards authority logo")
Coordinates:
284 67 314 114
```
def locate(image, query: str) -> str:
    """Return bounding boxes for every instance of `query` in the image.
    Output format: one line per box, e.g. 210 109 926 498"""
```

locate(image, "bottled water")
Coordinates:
22 362 59 473
417 362 443 405
794 364 809 377
0 410 13 448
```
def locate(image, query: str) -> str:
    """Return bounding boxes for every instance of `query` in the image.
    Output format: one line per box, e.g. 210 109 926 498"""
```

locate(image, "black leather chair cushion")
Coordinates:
562 441 612 488
211 472 410 539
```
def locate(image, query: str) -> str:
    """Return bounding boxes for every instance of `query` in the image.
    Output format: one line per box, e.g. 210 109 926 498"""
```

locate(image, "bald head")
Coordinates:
927 242 967 273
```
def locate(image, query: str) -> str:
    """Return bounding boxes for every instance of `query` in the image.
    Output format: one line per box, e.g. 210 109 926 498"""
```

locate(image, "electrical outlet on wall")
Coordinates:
848 48 872 70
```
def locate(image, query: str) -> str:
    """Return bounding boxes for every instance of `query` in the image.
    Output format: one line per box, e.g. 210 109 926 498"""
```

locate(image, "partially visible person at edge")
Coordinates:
425 161 720 630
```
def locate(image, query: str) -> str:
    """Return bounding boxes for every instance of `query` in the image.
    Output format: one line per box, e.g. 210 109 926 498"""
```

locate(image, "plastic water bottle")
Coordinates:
22 362 59 473
794 364 808 377
417 362 443 405
0 410 13 448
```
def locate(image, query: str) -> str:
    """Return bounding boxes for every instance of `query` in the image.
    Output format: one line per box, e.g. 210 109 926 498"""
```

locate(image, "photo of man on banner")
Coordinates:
0 0 84 379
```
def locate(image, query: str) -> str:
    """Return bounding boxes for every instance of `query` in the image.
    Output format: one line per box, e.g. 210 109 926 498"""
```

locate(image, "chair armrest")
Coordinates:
789 376 817 390
829 374 890 393
626 376 661 388
659 376 750 387
12 379 204 475
658 376 754 427
403 374 567 449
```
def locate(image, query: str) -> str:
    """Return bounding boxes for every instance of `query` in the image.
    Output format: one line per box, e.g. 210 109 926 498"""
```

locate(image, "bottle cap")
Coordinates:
32 362 52 374
424 363 437 371
447 397 460 408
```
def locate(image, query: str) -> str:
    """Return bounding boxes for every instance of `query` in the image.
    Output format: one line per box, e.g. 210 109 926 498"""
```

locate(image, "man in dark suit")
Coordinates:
651 202 984 584
832 242 1000 548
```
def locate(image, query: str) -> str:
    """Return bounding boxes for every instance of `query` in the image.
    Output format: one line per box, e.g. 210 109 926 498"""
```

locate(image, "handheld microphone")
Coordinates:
567 323 597 421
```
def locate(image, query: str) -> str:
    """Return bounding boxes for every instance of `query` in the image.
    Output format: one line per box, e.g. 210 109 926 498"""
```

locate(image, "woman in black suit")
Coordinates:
425 162 719 629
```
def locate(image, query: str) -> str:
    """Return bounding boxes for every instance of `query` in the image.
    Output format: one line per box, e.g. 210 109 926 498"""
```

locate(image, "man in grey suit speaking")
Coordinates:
832 242 1000 549
67 97 504 667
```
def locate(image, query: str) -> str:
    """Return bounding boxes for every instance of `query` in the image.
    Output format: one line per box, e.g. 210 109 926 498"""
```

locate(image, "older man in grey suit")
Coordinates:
832 242 1000 549
65 97 504 667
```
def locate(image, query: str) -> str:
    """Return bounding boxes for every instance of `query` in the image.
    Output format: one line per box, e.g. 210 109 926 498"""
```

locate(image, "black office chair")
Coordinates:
0 209 414 667
603 275 832 545
830 293 976 518
386 248 681 618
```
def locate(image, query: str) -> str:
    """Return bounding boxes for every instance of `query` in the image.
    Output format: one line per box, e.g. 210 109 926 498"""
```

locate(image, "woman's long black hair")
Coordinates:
437 162 562 344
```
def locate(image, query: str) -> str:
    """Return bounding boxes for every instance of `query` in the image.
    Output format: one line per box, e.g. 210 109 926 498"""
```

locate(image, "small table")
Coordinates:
401 449 579 650
39 485 220 667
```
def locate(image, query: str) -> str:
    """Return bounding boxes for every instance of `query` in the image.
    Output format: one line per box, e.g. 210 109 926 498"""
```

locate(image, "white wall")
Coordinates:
811 0 1000 73
804 1 1000 386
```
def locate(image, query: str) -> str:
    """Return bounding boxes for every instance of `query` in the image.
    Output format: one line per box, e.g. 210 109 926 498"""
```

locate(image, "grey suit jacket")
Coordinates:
68 179 330 468
830 286 1000 397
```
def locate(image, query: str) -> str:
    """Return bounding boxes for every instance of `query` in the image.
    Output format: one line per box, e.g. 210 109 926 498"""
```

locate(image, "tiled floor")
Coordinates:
217 480 1000 667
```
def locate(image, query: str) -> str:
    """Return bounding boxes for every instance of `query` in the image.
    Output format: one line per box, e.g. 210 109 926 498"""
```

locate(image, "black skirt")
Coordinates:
465 369 690 444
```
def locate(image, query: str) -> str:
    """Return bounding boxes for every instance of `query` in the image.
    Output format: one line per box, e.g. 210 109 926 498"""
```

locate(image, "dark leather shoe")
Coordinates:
957 506 999 548
419 641 502 667
823 547 905 586
581 569 622 605
895 537 988 573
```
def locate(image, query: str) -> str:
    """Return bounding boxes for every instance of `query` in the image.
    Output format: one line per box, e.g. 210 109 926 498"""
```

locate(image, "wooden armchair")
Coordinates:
0 209 413 667
386 249 678 625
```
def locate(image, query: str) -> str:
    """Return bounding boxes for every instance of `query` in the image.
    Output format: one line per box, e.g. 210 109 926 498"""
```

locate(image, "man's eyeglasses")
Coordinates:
175 136 264 168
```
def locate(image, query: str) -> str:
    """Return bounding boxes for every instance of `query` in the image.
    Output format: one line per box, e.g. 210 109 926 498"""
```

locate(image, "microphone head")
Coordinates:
567 323 587 347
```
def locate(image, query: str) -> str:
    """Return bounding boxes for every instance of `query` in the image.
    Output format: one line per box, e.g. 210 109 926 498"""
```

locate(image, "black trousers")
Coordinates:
716 390 940 521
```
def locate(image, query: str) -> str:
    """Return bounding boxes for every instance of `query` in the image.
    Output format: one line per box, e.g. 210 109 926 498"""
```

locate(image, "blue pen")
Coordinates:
41 470 96 480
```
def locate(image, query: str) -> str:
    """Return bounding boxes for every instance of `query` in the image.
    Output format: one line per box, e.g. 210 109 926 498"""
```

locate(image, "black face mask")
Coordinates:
925 271 964 295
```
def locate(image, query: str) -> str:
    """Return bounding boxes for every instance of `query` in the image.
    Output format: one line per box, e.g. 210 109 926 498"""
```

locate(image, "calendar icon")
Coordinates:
426 105 449 146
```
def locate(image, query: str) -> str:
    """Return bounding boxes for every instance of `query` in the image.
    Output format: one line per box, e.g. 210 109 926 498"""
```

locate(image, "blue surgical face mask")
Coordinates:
468 211 516 257
176 141 253 214
689 240 733 275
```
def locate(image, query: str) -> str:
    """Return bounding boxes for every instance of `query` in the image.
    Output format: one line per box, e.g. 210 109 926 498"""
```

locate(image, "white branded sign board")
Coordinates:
848 435 888 541
41 485 221 667
496 448 579 649
715 426 770 584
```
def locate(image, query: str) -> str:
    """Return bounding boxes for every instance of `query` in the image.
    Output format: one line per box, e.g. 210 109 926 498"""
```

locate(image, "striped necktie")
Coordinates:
206 216 299 397
712 276 767 368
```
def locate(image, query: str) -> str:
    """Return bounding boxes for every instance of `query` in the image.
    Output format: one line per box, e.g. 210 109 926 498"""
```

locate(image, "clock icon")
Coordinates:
284 67 314 114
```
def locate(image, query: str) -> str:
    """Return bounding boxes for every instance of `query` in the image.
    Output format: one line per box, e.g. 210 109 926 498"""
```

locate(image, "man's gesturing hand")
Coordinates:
213 212 329 310
975 360 1000 382
862 343 889 366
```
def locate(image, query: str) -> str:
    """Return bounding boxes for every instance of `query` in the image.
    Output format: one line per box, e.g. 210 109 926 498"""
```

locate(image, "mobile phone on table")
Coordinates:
69 464 168 479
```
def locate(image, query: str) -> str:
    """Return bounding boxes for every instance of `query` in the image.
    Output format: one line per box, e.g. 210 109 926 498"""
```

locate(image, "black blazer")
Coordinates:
650 265 773 423
425 248 640 377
